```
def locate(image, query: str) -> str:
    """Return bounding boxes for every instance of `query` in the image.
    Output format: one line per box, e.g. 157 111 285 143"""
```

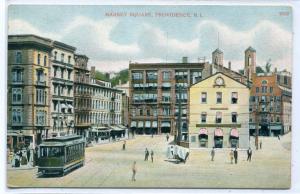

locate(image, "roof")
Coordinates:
190 71 250 88
212 48 223 54
245 46 256 52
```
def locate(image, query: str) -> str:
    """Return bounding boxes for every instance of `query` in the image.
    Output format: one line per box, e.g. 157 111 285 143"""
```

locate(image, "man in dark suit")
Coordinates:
234 148 238 164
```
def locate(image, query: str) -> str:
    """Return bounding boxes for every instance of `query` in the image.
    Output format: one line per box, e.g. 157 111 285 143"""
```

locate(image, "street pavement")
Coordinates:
7 133 291 188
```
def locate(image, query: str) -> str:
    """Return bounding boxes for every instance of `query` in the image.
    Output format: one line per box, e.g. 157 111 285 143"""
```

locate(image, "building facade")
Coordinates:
189 72 250 149
49 41 76 137
7 35 53 149
73 54 91 137
129 58 212 137
249 70 292 136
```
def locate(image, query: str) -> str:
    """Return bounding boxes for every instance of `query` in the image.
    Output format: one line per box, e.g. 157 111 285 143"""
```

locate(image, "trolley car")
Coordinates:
38 135 85 176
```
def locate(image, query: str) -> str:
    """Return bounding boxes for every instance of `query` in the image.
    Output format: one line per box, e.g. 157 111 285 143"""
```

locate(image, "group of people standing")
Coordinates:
211 147 253 164
144 148 154 163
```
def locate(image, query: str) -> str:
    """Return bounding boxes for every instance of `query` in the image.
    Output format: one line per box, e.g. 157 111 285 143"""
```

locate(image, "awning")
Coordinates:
161 122 171 127
131 121 137 127
214 128 223 137
138 121 144 128
152 121 158 128
145 121 151 128
110 125 125 131
162 82 171 87
199 128 208 135
60 103 66 109
230 128 239 137
67 104 73 109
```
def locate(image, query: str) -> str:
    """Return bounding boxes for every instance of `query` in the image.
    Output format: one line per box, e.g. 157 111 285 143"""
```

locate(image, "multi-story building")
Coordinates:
7 35 53 149
73 54 91 137
189 72 250 149
73 63 123 139
49 41 76 137
129 57 211 137
115 81 130 128
249 70 292 136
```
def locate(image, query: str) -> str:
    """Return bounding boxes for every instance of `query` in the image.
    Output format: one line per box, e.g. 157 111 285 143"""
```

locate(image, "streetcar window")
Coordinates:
40 147 63 157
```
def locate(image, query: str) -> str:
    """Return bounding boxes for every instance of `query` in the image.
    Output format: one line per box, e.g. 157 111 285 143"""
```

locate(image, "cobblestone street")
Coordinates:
7 133 291 188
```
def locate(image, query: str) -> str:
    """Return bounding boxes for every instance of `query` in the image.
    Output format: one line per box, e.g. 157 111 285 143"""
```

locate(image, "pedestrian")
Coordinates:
259 140 262 149
144 148 149 161
26 147 31 163
277 135 280 140
122 141 126 151
166 134 169 142
150 150 154 163
247 147 252 162
131 161 137 181
234 148 238 164
229 150 234 164
211 147 215 161
95 136 99 143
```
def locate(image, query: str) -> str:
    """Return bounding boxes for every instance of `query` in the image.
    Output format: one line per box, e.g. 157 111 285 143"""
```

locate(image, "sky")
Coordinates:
8 5 293 72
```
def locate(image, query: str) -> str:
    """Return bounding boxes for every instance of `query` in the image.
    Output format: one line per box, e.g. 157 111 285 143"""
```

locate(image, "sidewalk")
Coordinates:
7 163 37 171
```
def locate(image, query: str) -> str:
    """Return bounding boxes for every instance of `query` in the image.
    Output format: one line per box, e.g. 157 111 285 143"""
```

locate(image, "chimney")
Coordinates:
228 61 231 70
91 66 96 78
182 57 188 63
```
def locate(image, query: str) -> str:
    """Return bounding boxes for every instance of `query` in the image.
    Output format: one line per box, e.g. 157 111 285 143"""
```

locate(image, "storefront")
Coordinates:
214 128 223 148
137 121 144 134
161 121 171 133
229 128 239 148
198 128 208 148
145 121 151 134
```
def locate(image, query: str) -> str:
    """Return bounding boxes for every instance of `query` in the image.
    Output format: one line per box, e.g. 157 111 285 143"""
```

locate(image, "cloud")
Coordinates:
195 19 292 71
8 17 292 72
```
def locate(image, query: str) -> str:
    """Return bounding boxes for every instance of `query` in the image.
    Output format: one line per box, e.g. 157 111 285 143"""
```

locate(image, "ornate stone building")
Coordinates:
49 41 76 137
7 35 53 149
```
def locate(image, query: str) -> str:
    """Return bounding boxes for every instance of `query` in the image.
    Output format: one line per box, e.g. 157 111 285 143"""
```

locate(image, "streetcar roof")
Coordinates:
39 135 85 147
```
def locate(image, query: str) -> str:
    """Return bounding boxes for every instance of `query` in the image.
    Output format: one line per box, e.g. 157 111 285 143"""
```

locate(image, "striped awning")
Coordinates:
214 128 223 137
161 122 171 127
199 128 208 135
230 128 239 137
145 121 151 128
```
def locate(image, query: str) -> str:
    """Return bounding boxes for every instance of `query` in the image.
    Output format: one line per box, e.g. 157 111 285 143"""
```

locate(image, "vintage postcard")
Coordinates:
6 3 292 189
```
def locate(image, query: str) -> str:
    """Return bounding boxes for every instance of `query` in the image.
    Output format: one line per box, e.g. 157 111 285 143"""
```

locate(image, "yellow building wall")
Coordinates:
189 73 250 149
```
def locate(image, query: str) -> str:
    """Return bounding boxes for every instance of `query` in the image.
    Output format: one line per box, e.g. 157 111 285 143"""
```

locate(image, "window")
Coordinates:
12 88 22 104
37 54 41 65
201 92 207 103
284 76 288 85
231 92 238 104
61 68 64 79
54 51 57 60
147 110 150 116
67 87 71 96
12 69 23 83
44 56 47 66
261 104 266 112
153 108 157 116
36 110 46 126
36 89 45 104
36 69 45 83
15 51 22 63
163 71 170 81
191 71 202 84
256 87 259 93
232 112 237 123
216 92 222 104
61 53 65 62
132 72 143 80
261 80 267 85
147 71 157 80
201 112 207 123
12 108 22 124
261 86 267 93
162 92 171 102
68 70 72 80
139 109 143 116
163 107 171 116
261 96 266 102
68 56 71 64
276 116 280 122
270 87 273 93
216 112 222 123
